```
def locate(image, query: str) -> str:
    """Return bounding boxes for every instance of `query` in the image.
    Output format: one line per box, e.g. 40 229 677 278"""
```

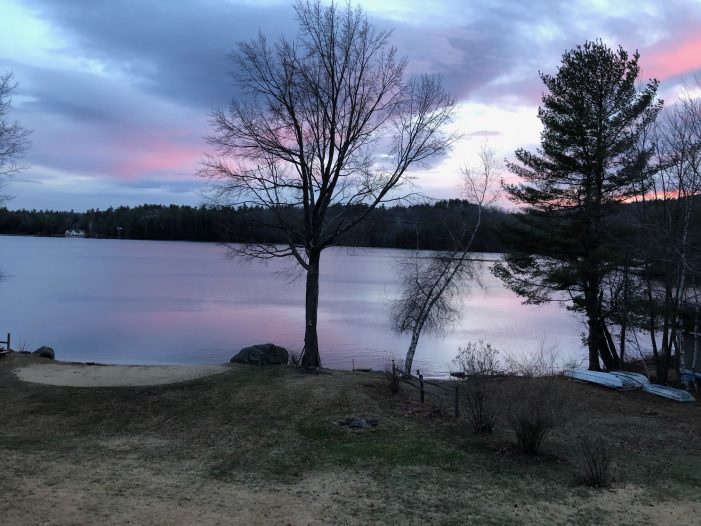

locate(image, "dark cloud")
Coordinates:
18 0 298 109
385 0 701 105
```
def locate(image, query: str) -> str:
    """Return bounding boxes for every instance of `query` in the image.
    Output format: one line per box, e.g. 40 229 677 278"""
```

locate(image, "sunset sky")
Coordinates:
1 0 701 211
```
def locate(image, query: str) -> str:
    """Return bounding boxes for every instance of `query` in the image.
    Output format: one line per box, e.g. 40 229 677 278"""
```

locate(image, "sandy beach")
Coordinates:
13 360 230 387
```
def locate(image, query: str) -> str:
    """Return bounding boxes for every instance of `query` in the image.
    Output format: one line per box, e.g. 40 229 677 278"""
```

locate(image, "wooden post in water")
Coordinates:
454 384 460 418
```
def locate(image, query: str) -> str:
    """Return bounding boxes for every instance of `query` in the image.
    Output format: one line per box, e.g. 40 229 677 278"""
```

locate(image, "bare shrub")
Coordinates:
452 340 501 376
453 341 499 433
576 435 613 487
385 366 401 395
288 352 299 366
502 341 561 377
462 380 496 433
506 376 570 455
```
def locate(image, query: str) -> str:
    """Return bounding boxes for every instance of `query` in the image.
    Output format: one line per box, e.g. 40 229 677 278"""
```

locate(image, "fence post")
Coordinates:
6 333 10 351
454 384 459 418
392 360 395 378
419 372 424 403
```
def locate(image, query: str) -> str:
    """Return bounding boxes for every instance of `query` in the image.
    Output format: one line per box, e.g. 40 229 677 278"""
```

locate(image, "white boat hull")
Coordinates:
562 369 624 389
610 371 649 388
681 369 701 383
642 383 695 403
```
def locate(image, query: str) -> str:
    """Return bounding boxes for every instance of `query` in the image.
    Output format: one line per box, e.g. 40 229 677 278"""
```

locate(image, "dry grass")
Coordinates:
1 354 700 525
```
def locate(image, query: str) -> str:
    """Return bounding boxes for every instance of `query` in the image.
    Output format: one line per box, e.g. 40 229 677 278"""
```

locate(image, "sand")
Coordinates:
13 361 230 387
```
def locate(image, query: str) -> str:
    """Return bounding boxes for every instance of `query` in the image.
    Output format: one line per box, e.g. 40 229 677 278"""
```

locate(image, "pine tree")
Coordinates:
493 40 662 371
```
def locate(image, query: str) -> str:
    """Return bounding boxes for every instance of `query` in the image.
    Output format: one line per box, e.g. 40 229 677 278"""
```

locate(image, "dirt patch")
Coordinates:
13 361 229 387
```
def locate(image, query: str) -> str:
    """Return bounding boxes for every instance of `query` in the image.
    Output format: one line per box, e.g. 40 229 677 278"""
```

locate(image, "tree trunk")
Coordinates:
694 306 699 369
619 320 627 366
600 318 620 370
300 250 321 369
404 326 422 376
585 285 602 371
586 319 602 371
693 306 699 389
619 266 629 364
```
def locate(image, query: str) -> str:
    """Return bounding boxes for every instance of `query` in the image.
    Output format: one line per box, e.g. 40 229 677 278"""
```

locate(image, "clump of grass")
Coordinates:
576 435 613 488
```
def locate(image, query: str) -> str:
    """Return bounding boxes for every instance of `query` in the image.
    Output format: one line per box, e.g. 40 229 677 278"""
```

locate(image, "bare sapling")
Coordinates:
391 145 500 375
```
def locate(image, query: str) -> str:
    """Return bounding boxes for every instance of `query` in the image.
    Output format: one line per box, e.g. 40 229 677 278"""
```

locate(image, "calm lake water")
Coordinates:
0 236 587 376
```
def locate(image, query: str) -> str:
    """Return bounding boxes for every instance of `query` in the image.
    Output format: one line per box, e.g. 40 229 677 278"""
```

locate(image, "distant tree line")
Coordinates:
0 200 514 252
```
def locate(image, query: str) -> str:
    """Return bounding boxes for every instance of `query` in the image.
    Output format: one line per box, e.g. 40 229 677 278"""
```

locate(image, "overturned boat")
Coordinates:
681 369 701 385
641 383 696 403
609 371 649 388
562 369 624 389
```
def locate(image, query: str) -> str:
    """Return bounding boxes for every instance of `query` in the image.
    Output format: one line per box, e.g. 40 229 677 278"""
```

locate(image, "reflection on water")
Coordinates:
0 236 586 376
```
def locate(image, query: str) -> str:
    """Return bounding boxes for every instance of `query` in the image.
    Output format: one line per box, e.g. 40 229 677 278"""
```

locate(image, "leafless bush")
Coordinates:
288 352 299 366
453 342 499 433
385 366 401 395
453 340 501 376
462 380 496 433
576 435 613 487
502 342 561 377
506 376 570 455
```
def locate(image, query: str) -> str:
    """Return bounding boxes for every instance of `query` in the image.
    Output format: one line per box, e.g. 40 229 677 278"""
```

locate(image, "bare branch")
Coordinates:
0 72 31 203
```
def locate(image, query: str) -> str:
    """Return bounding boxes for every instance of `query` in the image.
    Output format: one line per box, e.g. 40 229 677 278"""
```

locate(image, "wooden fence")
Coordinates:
391 360 461 418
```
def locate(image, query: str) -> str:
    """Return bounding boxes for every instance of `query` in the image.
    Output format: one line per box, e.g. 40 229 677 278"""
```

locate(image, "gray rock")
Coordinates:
33 346 55 359
339 417 379 428
230 343 288 365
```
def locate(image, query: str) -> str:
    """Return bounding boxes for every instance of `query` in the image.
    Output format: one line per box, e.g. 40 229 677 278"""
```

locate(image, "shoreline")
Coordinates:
11 356 230 387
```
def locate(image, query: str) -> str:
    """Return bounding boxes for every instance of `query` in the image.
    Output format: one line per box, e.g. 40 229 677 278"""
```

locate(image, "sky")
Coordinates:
1 0 701 211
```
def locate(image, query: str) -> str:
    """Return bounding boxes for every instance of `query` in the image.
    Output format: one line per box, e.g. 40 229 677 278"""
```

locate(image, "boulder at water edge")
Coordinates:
33 346 55 359
230 343 288 365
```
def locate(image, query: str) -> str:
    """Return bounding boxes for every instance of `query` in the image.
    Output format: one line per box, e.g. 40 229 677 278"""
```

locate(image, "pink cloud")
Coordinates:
108 130 203 179
642 35 701 81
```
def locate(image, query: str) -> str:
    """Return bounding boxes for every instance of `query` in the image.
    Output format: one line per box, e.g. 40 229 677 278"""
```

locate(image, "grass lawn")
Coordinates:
1 354 700 525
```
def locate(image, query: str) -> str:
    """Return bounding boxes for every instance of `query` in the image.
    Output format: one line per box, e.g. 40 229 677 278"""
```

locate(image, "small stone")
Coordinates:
349 417 370 428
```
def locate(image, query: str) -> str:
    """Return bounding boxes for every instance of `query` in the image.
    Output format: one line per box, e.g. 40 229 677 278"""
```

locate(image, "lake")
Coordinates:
0 236 587 376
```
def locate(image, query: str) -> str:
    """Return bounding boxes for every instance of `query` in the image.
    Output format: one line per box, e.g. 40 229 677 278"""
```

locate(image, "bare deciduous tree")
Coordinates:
627 83 701 383
202 1 456 368
390 145 499 375
0 72 30 204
